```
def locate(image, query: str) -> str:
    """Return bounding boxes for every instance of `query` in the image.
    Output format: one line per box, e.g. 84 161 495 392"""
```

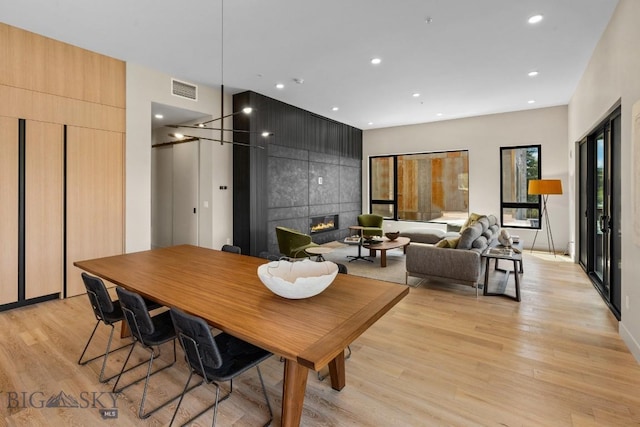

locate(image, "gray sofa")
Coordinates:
405 215 500 293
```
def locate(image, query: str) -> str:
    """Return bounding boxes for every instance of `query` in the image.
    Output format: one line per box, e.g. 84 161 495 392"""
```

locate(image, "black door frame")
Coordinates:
577 106 621 319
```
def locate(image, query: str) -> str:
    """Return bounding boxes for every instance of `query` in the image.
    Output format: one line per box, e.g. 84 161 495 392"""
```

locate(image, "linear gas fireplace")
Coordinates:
310 214 339 234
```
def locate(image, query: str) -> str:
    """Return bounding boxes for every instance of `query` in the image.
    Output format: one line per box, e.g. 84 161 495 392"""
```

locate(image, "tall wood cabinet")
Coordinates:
0 23 125 307
0 116 19 305
25 120 64 299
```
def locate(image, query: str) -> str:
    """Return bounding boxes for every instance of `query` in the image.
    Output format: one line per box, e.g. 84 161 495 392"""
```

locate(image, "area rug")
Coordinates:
319 242 422 286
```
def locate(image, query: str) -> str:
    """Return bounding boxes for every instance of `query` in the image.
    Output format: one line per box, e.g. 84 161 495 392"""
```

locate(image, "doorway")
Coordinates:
578 106 621 319
150 103 210 248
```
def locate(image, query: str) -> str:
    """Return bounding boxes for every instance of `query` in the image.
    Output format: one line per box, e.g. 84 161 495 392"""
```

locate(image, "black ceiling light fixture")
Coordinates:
157 0 271 150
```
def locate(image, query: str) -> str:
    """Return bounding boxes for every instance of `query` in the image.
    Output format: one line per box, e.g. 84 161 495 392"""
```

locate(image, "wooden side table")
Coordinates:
481 242 523 302
305 246 334 262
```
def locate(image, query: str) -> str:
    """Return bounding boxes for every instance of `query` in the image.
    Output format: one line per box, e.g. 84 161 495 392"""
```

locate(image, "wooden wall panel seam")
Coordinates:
0 84 125 133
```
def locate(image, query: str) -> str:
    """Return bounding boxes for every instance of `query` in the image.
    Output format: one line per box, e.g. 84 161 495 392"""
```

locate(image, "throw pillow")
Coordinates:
435 237 460 248
460 212 484 232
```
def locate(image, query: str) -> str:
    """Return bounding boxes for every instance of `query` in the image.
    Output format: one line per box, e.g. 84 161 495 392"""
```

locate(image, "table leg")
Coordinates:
282 359 309 427
483 257 490 296
380 250 387 268
369 248 377 258
513 260 521 302
120 321 131 338
328 351 346 391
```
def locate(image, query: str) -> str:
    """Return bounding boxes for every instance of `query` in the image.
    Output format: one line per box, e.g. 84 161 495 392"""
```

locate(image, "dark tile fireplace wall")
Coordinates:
233 91 363 256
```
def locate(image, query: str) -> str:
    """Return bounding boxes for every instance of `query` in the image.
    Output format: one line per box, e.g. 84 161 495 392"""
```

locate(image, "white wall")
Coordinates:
126 63 233 252
568 0 640 361
363 106 570 250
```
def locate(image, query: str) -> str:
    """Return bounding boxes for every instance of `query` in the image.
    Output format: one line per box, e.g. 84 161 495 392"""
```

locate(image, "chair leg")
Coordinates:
112 340 138 393
179 381 231 427
78 321 137 383
77 320 100 365
256 366 273 427
212 384 221 427
174 372 269 427
169 370 195 426
114 340 189 419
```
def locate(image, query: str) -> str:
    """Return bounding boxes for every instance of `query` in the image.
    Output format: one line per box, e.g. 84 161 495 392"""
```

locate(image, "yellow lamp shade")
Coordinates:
528 179 563 195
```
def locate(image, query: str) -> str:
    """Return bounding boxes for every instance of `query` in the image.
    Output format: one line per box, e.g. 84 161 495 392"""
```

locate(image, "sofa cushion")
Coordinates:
456 222 483 249
400 228 445 244
472 235 489 251
435 237 460 248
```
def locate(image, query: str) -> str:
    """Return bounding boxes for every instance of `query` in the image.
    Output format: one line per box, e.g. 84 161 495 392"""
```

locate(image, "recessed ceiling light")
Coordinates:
197 123 205 128
154 114 163 119
528 100 536 104
528 14 543 24
332 107 339 111
275 83 284 89
412 93 420 98
368 122 374 126
173 133 184 139
436 113 443 117
371 58 381 65
528 71 539 77
425 17 433 24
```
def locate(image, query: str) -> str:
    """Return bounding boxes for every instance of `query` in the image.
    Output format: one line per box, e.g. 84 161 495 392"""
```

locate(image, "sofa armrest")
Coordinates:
406 244 482 284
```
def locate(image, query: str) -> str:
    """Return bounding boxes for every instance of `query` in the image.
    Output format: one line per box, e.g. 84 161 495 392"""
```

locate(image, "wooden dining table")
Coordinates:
74 244 409 426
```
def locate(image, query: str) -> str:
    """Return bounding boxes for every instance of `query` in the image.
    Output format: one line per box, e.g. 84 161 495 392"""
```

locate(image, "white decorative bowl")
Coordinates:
257 259 339 299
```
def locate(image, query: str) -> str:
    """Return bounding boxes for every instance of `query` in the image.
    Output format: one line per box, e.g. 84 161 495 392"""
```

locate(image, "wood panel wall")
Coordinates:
0 23 126 305
66 127 124 297
25 121 64 299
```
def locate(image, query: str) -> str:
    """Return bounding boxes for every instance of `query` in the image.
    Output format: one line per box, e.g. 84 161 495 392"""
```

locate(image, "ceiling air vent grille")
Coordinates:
171 78 198 101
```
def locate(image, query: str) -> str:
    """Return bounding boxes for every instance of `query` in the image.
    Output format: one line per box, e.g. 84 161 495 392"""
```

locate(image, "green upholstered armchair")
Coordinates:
357 214 384 237
275 226 319 258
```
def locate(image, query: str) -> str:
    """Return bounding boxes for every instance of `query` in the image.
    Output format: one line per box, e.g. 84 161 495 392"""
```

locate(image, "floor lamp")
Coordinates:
528 179 563 256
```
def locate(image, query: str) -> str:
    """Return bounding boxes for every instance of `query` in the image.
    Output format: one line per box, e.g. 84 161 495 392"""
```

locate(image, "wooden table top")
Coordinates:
304 246 334 255
365 236 410 250
74 244 409 371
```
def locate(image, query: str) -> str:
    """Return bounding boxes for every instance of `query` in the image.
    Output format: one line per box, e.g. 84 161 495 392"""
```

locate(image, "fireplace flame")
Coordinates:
311 220 335 233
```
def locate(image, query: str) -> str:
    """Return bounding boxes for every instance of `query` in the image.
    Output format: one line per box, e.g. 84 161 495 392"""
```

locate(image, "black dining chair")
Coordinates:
258 251 284 261
78 273 136 383
112 287 191 419
169 307 273 427
78 273 159 383
221 244 241 254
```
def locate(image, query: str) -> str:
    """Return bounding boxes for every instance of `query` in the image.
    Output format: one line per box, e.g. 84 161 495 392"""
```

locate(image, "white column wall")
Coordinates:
126 62 233 252
568 0 640 361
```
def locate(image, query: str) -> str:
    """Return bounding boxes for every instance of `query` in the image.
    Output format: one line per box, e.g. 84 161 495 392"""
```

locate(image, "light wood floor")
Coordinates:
1 252 640 426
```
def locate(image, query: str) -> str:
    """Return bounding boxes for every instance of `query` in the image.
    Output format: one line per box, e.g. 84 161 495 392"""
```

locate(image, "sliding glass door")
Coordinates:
578 107 621 319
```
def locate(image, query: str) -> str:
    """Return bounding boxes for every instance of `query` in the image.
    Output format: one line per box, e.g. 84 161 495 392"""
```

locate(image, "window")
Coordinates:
500 145 541 228
370 151 469 222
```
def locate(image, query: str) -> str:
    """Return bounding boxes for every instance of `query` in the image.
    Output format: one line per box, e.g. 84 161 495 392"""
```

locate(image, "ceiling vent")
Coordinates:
171 78 198 101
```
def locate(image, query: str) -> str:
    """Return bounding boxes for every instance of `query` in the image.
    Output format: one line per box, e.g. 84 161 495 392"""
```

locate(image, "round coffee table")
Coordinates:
365 236 410 268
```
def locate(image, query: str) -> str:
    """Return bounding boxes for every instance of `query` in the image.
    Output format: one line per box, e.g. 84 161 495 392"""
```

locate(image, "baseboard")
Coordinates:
619 321 640 364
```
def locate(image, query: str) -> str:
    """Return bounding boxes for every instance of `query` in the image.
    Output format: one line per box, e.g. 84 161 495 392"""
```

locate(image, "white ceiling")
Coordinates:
1 0 619 130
